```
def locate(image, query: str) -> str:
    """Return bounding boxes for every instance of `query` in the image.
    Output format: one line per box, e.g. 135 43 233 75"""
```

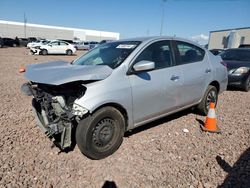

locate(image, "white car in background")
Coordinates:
30 40 76 55
27 40 49 49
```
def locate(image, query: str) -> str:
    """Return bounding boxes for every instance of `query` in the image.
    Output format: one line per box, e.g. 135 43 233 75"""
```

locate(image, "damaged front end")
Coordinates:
21 81 88 150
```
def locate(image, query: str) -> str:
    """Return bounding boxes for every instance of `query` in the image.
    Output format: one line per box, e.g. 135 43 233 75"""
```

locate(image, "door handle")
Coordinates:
205 69 211 73
171 75 180 81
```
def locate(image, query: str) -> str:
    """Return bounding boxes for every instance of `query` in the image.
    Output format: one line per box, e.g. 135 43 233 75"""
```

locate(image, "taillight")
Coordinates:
220 61 227 67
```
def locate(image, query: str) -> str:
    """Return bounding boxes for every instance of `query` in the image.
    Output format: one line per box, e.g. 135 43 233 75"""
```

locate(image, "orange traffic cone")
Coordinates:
201 102 220 133
19 65 26 73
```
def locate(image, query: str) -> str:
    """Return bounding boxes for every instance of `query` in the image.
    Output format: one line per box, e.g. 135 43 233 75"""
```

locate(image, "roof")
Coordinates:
210 27 250 33
117 36 205 49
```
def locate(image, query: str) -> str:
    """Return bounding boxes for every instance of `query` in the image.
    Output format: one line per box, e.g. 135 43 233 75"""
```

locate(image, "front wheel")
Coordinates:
196 85 218 115
41 49 48 55
76 107 125 160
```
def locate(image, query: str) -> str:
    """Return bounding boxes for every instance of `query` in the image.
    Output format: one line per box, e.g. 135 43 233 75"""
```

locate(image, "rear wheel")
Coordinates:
76 107 125 160
243 75 250 92
197 85 218 115
41 49 48 55
66 49 73 55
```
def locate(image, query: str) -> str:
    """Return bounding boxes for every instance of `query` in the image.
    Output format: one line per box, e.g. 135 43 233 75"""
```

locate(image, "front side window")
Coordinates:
176 41 205 64
73 41 141 69
134 40 173 69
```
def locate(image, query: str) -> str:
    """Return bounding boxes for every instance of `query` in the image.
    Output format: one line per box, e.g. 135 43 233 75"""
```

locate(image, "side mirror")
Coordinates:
133 60 155 72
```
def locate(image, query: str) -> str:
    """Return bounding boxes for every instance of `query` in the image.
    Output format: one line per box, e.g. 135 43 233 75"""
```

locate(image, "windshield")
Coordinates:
73 41 141 69
220 49 250 61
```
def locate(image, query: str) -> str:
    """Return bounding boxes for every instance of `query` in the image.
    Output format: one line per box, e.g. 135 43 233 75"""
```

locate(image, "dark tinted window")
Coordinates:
220 49 250 61
134 40 173 69
176 41 205 64
60 41 68 46
51 42 59 46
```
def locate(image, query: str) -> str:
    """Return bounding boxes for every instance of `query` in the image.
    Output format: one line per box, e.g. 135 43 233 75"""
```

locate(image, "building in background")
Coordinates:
0 20 120 41
208 27 250 49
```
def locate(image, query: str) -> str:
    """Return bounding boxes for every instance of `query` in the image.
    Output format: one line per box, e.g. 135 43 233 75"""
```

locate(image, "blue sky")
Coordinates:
0 0 249 44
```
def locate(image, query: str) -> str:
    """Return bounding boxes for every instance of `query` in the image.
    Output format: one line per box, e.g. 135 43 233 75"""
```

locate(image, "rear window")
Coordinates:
176 41 205 64
220 49 250 61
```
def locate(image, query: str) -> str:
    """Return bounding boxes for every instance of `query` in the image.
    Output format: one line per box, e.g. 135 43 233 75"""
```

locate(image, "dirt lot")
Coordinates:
0 47 249 188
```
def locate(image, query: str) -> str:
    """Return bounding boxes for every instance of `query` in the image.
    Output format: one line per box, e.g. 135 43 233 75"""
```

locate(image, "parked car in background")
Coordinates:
89 41 99 49
22 37 228 159
30 40 76 55
57 39 74 44
99 40 114 45
0 37 3 48
27 40 50 49
238 44 250 48
210 49 225 55
19 38 29 47
220 48 250 91
28 37 37 42
1 38 19 47
75 41 99 50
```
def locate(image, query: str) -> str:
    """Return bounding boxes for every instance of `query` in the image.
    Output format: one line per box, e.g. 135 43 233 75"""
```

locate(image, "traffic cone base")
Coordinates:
201 124 221 133
201 102 220 133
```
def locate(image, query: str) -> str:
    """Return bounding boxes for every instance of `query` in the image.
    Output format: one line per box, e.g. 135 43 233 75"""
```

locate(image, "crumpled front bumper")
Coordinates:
30 48 41 55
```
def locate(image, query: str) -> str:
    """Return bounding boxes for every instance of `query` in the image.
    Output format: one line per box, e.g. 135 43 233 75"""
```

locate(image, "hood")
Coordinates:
223 60 250 71
24 61 113 85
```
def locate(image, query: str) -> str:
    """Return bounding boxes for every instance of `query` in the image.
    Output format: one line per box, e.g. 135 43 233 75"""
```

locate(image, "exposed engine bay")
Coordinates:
21 81 88 150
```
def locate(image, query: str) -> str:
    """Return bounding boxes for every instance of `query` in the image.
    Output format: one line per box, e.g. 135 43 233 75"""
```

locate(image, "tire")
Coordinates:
66 49 73 55
243 75 250 92
76 107 125 160
196 85 218 115
41 49 48 55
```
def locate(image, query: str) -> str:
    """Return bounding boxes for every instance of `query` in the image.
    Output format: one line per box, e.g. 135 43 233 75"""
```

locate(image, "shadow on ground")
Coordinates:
217 147 250 188
62 108 198 153
125 108 194 137
102 181 117 188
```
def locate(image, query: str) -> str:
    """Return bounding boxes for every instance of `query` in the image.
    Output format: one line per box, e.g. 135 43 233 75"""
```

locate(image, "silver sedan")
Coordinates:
22 36 228 159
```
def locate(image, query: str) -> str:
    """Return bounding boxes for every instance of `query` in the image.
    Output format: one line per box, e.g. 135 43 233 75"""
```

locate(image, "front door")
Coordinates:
128 40 183 126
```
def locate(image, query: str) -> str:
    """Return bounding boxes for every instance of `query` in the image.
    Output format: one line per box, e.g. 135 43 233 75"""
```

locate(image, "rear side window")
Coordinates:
176 41 205 64
60 41 68 46
134 40 173 69
51 42 59 46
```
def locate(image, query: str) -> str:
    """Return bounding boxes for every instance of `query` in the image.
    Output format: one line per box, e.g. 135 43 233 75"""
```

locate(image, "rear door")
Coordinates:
58 41 69 54
48 41 60 54
128 40 184 126
173 40 212 106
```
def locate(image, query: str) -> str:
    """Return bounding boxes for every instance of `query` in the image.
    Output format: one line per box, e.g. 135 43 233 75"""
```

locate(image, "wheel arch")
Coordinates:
209 80 220 93
91 103 129 131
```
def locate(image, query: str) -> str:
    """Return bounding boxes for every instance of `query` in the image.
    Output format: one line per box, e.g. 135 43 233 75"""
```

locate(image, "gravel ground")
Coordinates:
0 47 249 188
